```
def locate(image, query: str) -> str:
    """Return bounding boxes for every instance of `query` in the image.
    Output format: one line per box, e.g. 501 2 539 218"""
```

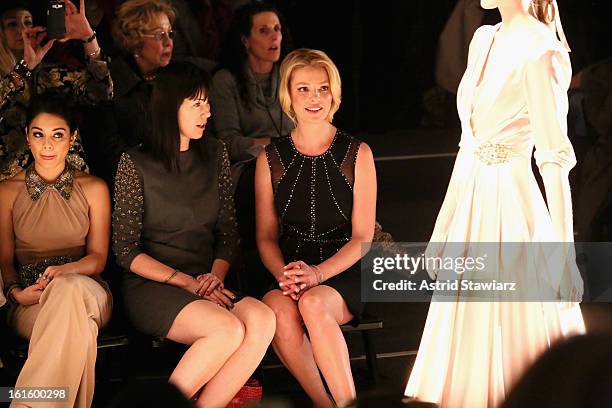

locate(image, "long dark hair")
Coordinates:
217 1 291 109
145 62 211 173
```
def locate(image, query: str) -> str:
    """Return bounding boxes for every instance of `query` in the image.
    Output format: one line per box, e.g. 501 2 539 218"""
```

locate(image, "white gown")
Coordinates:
405 22 586 408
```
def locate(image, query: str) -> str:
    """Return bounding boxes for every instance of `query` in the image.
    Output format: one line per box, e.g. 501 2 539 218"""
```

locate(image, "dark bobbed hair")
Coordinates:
217 1 292 109
26 93 77 133
145 61 211 173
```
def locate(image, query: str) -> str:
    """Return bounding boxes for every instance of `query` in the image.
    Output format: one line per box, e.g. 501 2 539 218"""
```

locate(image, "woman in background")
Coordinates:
85 0 177 182
211 2 293 164
210 2 294 297
0 0 112 181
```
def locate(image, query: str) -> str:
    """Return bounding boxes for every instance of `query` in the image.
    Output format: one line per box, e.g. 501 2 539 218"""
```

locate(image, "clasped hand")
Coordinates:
193 273 236 309
36 264 71 289
13 264 70 306
278 261 320 300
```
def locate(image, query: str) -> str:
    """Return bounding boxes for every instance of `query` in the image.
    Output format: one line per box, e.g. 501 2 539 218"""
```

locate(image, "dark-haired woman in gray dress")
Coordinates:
112 62 275 407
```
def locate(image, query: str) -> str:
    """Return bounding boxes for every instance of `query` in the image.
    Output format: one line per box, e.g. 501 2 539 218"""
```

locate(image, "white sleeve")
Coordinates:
523 48 576 172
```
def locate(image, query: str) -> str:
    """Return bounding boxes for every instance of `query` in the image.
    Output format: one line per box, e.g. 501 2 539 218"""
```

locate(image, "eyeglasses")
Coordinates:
142 30 175 42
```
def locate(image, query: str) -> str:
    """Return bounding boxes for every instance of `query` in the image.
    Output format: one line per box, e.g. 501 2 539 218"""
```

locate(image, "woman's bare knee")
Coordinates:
220 314 245 346
235 297 276 340
298 286 350 325
265 292 300 323
262 292 304 345
298 290 328 320
168 301 245 347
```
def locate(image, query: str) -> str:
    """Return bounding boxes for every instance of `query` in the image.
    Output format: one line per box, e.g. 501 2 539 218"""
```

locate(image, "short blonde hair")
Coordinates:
112 0 176 54
279 48 342 123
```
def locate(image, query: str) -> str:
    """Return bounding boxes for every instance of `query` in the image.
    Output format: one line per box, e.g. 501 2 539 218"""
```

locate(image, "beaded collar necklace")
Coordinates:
25 164 75 201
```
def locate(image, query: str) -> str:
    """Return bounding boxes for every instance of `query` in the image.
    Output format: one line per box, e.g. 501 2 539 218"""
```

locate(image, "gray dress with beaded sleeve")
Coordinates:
265 130 364 323
112 138 238 337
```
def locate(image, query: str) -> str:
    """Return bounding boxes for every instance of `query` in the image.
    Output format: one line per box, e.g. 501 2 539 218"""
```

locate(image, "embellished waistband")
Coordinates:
460 139 532 166
18 255 76 287
474 142 514 165
283 224 351 245
286 236 351 244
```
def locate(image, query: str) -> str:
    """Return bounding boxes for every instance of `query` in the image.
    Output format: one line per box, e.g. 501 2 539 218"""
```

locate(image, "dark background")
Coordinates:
275 0 611 133
5 1 612 405
27 0 612 133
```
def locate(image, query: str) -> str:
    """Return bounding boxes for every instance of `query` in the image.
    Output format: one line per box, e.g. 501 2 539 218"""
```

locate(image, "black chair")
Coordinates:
341 314 383 385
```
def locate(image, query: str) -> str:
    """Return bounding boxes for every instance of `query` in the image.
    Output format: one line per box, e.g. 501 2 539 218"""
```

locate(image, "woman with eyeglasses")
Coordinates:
0 0 113 181
87 0 177 183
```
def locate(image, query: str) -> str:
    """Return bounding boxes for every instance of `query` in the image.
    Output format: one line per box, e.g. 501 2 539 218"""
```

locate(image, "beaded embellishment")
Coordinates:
18 255 76 287
25 164 75 201
474 142 512 165
112 153 144 262
267 131 359 253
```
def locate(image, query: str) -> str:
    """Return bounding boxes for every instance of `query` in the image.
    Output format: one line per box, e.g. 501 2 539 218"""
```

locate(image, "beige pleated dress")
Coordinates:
9 165 111 408
405 22 586 408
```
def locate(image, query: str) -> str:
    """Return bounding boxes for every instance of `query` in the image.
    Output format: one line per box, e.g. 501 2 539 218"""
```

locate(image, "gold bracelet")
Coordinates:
311 264 325 284
164 269 179 284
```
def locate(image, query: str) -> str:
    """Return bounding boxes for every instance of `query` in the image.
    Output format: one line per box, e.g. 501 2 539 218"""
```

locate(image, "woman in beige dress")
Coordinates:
405 1 586 407
0 93 112 408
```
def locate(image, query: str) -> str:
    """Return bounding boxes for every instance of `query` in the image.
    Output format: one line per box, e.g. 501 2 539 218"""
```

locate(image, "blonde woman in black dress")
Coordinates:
255 49 377 408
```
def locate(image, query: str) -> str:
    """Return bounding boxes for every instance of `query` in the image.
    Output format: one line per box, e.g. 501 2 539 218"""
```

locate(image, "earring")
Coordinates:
69 133 76 153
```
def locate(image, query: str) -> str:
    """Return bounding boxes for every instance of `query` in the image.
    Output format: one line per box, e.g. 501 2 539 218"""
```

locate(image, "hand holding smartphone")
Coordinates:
46 0 66 39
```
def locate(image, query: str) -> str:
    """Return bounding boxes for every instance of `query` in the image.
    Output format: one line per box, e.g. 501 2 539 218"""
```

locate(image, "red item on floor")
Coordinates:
227 378 263 407
227 378 263 408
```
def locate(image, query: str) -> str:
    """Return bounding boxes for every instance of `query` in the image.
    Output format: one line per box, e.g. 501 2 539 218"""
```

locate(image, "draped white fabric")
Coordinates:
405 22 585 408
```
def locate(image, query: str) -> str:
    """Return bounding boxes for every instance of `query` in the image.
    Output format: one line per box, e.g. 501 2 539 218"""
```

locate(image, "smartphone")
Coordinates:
46 0 66 39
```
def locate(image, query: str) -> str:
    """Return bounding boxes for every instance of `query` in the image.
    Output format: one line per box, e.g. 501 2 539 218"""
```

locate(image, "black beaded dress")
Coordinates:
265 129 364 322
112 138 239 337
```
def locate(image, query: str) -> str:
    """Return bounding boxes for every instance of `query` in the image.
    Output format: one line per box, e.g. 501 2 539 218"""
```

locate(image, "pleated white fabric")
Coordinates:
405 22 586 408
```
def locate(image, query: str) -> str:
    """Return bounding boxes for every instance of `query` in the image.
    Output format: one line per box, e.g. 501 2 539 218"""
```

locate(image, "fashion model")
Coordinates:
405 1 585 407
